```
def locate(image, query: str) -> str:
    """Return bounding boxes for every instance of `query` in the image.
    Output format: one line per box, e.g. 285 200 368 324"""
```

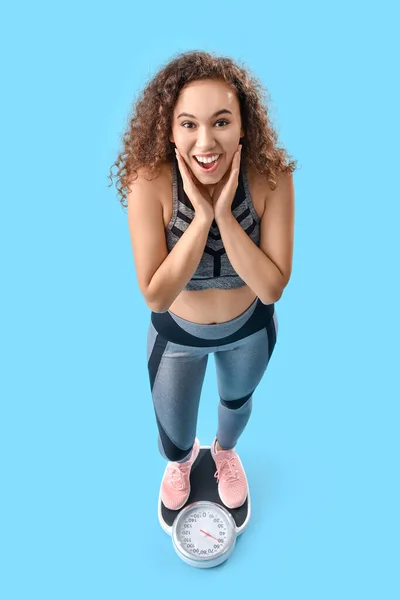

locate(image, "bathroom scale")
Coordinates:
158 444 250 568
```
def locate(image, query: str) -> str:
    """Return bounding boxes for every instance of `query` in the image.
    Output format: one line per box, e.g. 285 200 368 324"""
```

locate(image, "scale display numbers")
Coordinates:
172 502 237 568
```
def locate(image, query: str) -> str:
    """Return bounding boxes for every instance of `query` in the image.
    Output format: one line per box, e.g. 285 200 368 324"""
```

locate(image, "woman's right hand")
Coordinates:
175 149 214 224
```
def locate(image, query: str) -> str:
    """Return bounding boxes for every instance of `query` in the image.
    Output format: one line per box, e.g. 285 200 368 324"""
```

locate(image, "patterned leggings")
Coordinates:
147 297 278 463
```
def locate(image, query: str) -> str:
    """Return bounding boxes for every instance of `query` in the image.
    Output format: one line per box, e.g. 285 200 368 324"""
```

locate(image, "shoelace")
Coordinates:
167 463 191 490
214 455 239 484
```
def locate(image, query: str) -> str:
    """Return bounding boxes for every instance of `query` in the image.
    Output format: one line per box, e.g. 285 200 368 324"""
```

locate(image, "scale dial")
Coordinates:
171 501 237 568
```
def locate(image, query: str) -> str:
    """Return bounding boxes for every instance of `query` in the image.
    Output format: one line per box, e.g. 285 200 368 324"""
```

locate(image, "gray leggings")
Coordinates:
147 297 278 463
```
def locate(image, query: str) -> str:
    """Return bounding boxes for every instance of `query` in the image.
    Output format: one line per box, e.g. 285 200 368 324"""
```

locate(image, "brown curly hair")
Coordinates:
108 50 298 209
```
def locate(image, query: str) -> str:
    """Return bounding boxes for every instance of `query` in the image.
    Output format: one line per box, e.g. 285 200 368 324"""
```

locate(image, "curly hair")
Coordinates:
108 50 298 209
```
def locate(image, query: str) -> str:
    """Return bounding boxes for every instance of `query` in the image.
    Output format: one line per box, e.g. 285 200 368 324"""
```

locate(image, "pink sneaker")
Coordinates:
160 438 200 510
210 438 248 509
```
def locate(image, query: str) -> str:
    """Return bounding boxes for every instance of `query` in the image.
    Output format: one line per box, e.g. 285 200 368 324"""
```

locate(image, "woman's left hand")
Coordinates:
212 145 242 223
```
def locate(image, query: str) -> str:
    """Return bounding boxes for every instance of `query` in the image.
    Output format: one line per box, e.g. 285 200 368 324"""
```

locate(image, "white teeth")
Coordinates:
195 154 220 164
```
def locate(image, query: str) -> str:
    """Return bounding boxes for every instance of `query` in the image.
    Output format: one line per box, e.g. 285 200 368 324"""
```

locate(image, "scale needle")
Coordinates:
200 529 219 542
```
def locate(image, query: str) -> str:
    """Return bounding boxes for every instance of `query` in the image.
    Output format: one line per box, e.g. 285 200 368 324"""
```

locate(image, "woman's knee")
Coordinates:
158 433 194 462
219 391 253 410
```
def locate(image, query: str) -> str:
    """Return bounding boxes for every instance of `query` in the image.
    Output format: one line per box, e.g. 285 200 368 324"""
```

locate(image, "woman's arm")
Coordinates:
216 170 295 304
127 173 212 312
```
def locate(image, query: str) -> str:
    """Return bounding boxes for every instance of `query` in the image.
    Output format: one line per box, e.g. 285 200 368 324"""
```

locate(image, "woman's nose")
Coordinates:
195 127 216 149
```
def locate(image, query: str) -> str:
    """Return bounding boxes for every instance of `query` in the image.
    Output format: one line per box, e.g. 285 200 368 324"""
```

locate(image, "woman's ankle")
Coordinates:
216 440 233 452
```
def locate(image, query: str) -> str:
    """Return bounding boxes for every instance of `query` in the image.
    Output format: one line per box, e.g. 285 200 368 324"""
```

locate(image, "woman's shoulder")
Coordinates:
129 161 173 209
244 162 269 219
130 161 174 228
244 161 292 219
132 160 172 188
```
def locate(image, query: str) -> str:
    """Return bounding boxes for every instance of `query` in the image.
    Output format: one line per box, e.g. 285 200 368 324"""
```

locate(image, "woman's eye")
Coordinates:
181 120 229 129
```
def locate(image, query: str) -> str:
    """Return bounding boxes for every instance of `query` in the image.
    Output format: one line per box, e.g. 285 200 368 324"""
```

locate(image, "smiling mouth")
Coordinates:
193 155 222 170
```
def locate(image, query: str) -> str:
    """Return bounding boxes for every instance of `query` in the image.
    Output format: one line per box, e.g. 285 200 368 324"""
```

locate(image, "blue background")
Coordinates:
1 0 399 598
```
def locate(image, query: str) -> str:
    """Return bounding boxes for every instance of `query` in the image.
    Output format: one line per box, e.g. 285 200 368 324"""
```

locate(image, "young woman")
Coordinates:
110 51 297 511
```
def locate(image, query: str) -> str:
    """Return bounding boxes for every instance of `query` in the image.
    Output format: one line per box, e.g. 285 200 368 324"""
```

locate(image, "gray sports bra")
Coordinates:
165 155 261 291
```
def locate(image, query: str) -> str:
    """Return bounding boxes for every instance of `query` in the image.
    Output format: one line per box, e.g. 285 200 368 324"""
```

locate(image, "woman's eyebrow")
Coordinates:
176 109 233 119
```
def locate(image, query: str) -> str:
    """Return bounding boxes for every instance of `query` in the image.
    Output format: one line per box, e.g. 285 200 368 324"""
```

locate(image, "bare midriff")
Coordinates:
168 286 258 325
158 161 266 325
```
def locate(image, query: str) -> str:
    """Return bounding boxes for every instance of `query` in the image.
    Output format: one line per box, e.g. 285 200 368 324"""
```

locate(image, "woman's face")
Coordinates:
170 79 244 189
